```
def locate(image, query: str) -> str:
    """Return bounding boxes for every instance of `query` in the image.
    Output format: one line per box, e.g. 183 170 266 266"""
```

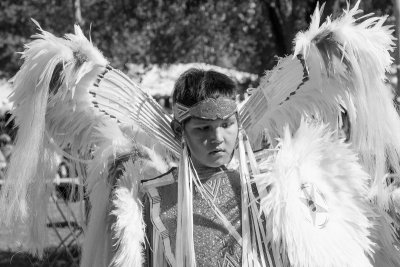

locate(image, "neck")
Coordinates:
191 154 238 181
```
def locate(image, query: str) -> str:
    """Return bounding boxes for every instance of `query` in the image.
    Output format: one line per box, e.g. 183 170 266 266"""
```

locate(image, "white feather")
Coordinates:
88 66 181 156
1 21 173 258
26 144 59 257
0 22 74 225
256 119 376 267
110 160 145 267
80 125 132 267
293 0 399 213
80 121 169 266
242 1 400 245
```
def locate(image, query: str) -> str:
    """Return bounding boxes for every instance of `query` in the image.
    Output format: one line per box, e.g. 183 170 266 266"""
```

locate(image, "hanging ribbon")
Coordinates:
238 129 276 267
175 141 196 266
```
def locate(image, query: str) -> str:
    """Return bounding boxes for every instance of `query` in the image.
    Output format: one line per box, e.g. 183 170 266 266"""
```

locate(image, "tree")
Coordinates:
0 0 395 79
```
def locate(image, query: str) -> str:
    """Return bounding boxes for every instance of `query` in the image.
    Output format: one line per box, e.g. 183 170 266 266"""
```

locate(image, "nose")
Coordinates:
210 126 223 144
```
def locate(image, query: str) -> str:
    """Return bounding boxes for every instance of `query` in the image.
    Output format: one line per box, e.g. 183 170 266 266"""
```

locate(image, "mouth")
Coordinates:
209 148 225 155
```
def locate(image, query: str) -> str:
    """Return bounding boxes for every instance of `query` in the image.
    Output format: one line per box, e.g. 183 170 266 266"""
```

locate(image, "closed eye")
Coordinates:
196 126 210 131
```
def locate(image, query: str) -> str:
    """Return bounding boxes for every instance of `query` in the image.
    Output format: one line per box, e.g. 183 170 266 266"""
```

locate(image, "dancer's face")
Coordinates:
184 114 239 168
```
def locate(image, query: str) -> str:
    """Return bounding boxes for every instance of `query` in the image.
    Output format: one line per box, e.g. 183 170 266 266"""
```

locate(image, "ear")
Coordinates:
170 119 183 139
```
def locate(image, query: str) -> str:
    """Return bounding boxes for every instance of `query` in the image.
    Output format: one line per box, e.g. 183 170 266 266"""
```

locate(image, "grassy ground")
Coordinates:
0 196 84 267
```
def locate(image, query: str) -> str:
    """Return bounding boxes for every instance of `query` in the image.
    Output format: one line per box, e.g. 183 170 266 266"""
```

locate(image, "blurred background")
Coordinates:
0 0 398 266
0 0 395 78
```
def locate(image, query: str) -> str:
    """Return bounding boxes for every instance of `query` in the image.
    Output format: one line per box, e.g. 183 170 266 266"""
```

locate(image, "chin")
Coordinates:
207 156 230 168
207 162 223 168
192 153 231 168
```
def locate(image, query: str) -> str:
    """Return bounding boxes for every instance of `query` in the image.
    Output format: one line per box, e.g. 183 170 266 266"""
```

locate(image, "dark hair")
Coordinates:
172 68 237 107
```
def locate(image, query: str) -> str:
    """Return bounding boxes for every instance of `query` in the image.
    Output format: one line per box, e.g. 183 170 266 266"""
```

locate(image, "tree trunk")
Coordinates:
266 1 292 57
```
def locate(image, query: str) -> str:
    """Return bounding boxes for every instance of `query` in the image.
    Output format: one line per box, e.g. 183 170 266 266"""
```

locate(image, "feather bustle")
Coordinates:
109 160 146 267
256 119 375 267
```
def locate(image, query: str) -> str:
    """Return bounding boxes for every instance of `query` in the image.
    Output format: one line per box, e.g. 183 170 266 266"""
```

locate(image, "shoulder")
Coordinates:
141 166 178 191
107 144 175 187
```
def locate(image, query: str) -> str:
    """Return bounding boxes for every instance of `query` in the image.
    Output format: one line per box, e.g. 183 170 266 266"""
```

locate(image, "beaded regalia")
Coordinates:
2 1 400 266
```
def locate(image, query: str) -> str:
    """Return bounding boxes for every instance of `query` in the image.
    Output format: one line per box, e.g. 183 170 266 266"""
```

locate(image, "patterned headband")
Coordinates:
173 97 237 123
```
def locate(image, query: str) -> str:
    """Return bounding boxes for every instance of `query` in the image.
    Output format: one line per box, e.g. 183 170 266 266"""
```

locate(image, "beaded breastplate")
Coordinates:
146 165 243 266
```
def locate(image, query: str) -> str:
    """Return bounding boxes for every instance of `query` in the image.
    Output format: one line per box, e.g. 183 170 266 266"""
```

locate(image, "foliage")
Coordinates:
0 0 395 79
0 245 80 267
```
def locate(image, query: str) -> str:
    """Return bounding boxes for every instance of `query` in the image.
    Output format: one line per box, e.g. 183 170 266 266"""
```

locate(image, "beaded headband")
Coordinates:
173 97 237 123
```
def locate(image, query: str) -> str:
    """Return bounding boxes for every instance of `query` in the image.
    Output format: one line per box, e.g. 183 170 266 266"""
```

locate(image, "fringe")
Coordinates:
175 143 196 266
80 177 113 267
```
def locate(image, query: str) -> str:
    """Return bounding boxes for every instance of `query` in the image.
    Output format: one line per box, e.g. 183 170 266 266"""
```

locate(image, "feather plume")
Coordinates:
240 53 342 149
81 122 169 267
87 122 134 191
80 126 132 267
26 144 59 257
0 21 111 225
294 1 400 213
1 21 174 259
44 25 110 155
110 160 146 267
88 66 180 156
0 23 69 223
255 119 376 267
241 0 400 221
